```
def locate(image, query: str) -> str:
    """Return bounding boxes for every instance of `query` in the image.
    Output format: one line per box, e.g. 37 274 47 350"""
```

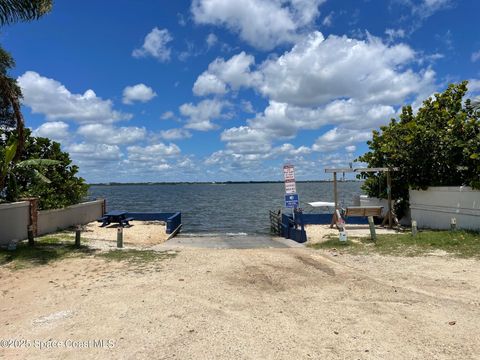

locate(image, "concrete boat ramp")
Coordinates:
158 233 303 249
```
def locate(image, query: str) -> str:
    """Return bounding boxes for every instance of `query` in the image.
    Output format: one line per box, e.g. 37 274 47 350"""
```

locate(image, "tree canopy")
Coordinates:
0 129 89 209
357 81 480 216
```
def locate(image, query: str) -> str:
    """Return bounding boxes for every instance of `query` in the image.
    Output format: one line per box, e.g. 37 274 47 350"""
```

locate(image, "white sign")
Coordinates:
283 164 297 194
283 165 295 182
285 181 297 194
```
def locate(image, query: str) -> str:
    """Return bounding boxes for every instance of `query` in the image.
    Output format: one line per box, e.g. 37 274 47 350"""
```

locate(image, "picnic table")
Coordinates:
97 210 134 227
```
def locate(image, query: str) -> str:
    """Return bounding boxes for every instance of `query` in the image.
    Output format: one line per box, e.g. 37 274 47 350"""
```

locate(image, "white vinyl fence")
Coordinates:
37 200 104 236
0 201 30 245
0 199 104 246
409 187 480 230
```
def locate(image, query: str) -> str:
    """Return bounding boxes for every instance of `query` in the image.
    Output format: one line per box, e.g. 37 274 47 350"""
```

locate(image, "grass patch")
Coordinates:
97 249 177 264
0 236 95 270
0 232 178 271
308 238 364 252
309 230 480 258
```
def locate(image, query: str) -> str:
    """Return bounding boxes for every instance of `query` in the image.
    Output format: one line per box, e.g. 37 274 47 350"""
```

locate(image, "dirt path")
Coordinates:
1 248 479 359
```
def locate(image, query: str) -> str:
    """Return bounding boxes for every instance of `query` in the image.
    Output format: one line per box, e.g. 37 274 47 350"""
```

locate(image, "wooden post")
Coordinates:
27 225 35 246
75 225 81 248
101 198 107 216
117 227 123 248
21 197 39 237
333 172 338 210
330 172 338 228
387 170 392 229
368 216 376 242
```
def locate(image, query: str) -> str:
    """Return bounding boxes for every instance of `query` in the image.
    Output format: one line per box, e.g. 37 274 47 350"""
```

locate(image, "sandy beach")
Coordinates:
81 221 169 245
1 243 479 359
305 224 401 244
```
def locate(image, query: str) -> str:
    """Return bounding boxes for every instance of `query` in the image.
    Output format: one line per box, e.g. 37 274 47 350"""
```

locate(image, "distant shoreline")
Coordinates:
89 180 362 186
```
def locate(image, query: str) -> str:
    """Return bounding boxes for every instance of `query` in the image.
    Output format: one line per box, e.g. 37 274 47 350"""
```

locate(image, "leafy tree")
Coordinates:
1 129 89 209
357 81 480 217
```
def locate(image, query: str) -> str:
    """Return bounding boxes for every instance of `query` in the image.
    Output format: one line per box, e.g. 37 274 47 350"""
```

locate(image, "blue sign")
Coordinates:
285 193 299 208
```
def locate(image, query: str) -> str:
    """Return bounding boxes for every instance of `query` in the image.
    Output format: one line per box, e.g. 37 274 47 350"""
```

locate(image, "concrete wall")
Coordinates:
0 201 30 245
37 200 104 236
410 187 480 230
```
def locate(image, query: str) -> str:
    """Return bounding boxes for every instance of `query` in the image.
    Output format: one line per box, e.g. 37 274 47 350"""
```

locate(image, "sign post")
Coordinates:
283 164 299 220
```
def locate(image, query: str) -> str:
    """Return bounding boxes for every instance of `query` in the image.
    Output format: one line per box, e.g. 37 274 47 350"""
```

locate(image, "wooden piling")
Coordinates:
27 225 35 246
387 170 392 228
75 225 81 248
117 227 123 248
368 216 376 242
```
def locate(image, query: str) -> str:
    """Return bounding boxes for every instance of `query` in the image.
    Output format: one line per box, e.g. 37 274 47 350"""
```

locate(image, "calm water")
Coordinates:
88 182 363 235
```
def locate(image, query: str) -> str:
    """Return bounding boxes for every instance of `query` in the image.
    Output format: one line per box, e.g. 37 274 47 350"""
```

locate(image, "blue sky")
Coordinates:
3 0 480 182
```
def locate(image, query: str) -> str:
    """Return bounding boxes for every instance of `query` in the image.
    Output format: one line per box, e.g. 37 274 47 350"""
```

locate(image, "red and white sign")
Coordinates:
285 181 297 194
283 164 296 194
283 165 295 182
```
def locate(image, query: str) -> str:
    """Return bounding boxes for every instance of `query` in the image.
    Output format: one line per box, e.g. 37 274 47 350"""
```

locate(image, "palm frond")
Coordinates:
0 0 52 26
33 168 51 183
0 139 16 176
16 158 60 168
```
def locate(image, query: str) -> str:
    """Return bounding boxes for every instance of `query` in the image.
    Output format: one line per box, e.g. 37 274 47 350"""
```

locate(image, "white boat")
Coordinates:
308 201 335 208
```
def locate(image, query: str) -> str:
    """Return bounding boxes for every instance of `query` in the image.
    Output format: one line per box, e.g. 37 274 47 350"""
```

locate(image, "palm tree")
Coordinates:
0 0 52 25
0 0 52 161
0 137 59 201
0 48 24 161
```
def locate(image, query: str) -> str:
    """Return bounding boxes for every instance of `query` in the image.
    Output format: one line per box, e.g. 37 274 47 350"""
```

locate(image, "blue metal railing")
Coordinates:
125 212 182 234
281 212 307 243
166 212 181 234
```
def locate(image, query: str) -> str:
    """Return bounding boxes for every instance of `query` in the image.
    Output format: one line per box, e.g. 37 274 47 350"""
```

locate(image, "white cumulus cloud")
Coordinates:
257 31 431 107
193 52 260 96
191 0 326 50
132 27 173 62
127 143 181 162
160 111 175 120
159 128 192 140
193 73 227 96
194 32 435 109
122 83 157 104
67 143 122 161
198 31 437 166
32 121 70 141
312 127 371 152
18 71 131 124
180 99 228 131
77 124 146 145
